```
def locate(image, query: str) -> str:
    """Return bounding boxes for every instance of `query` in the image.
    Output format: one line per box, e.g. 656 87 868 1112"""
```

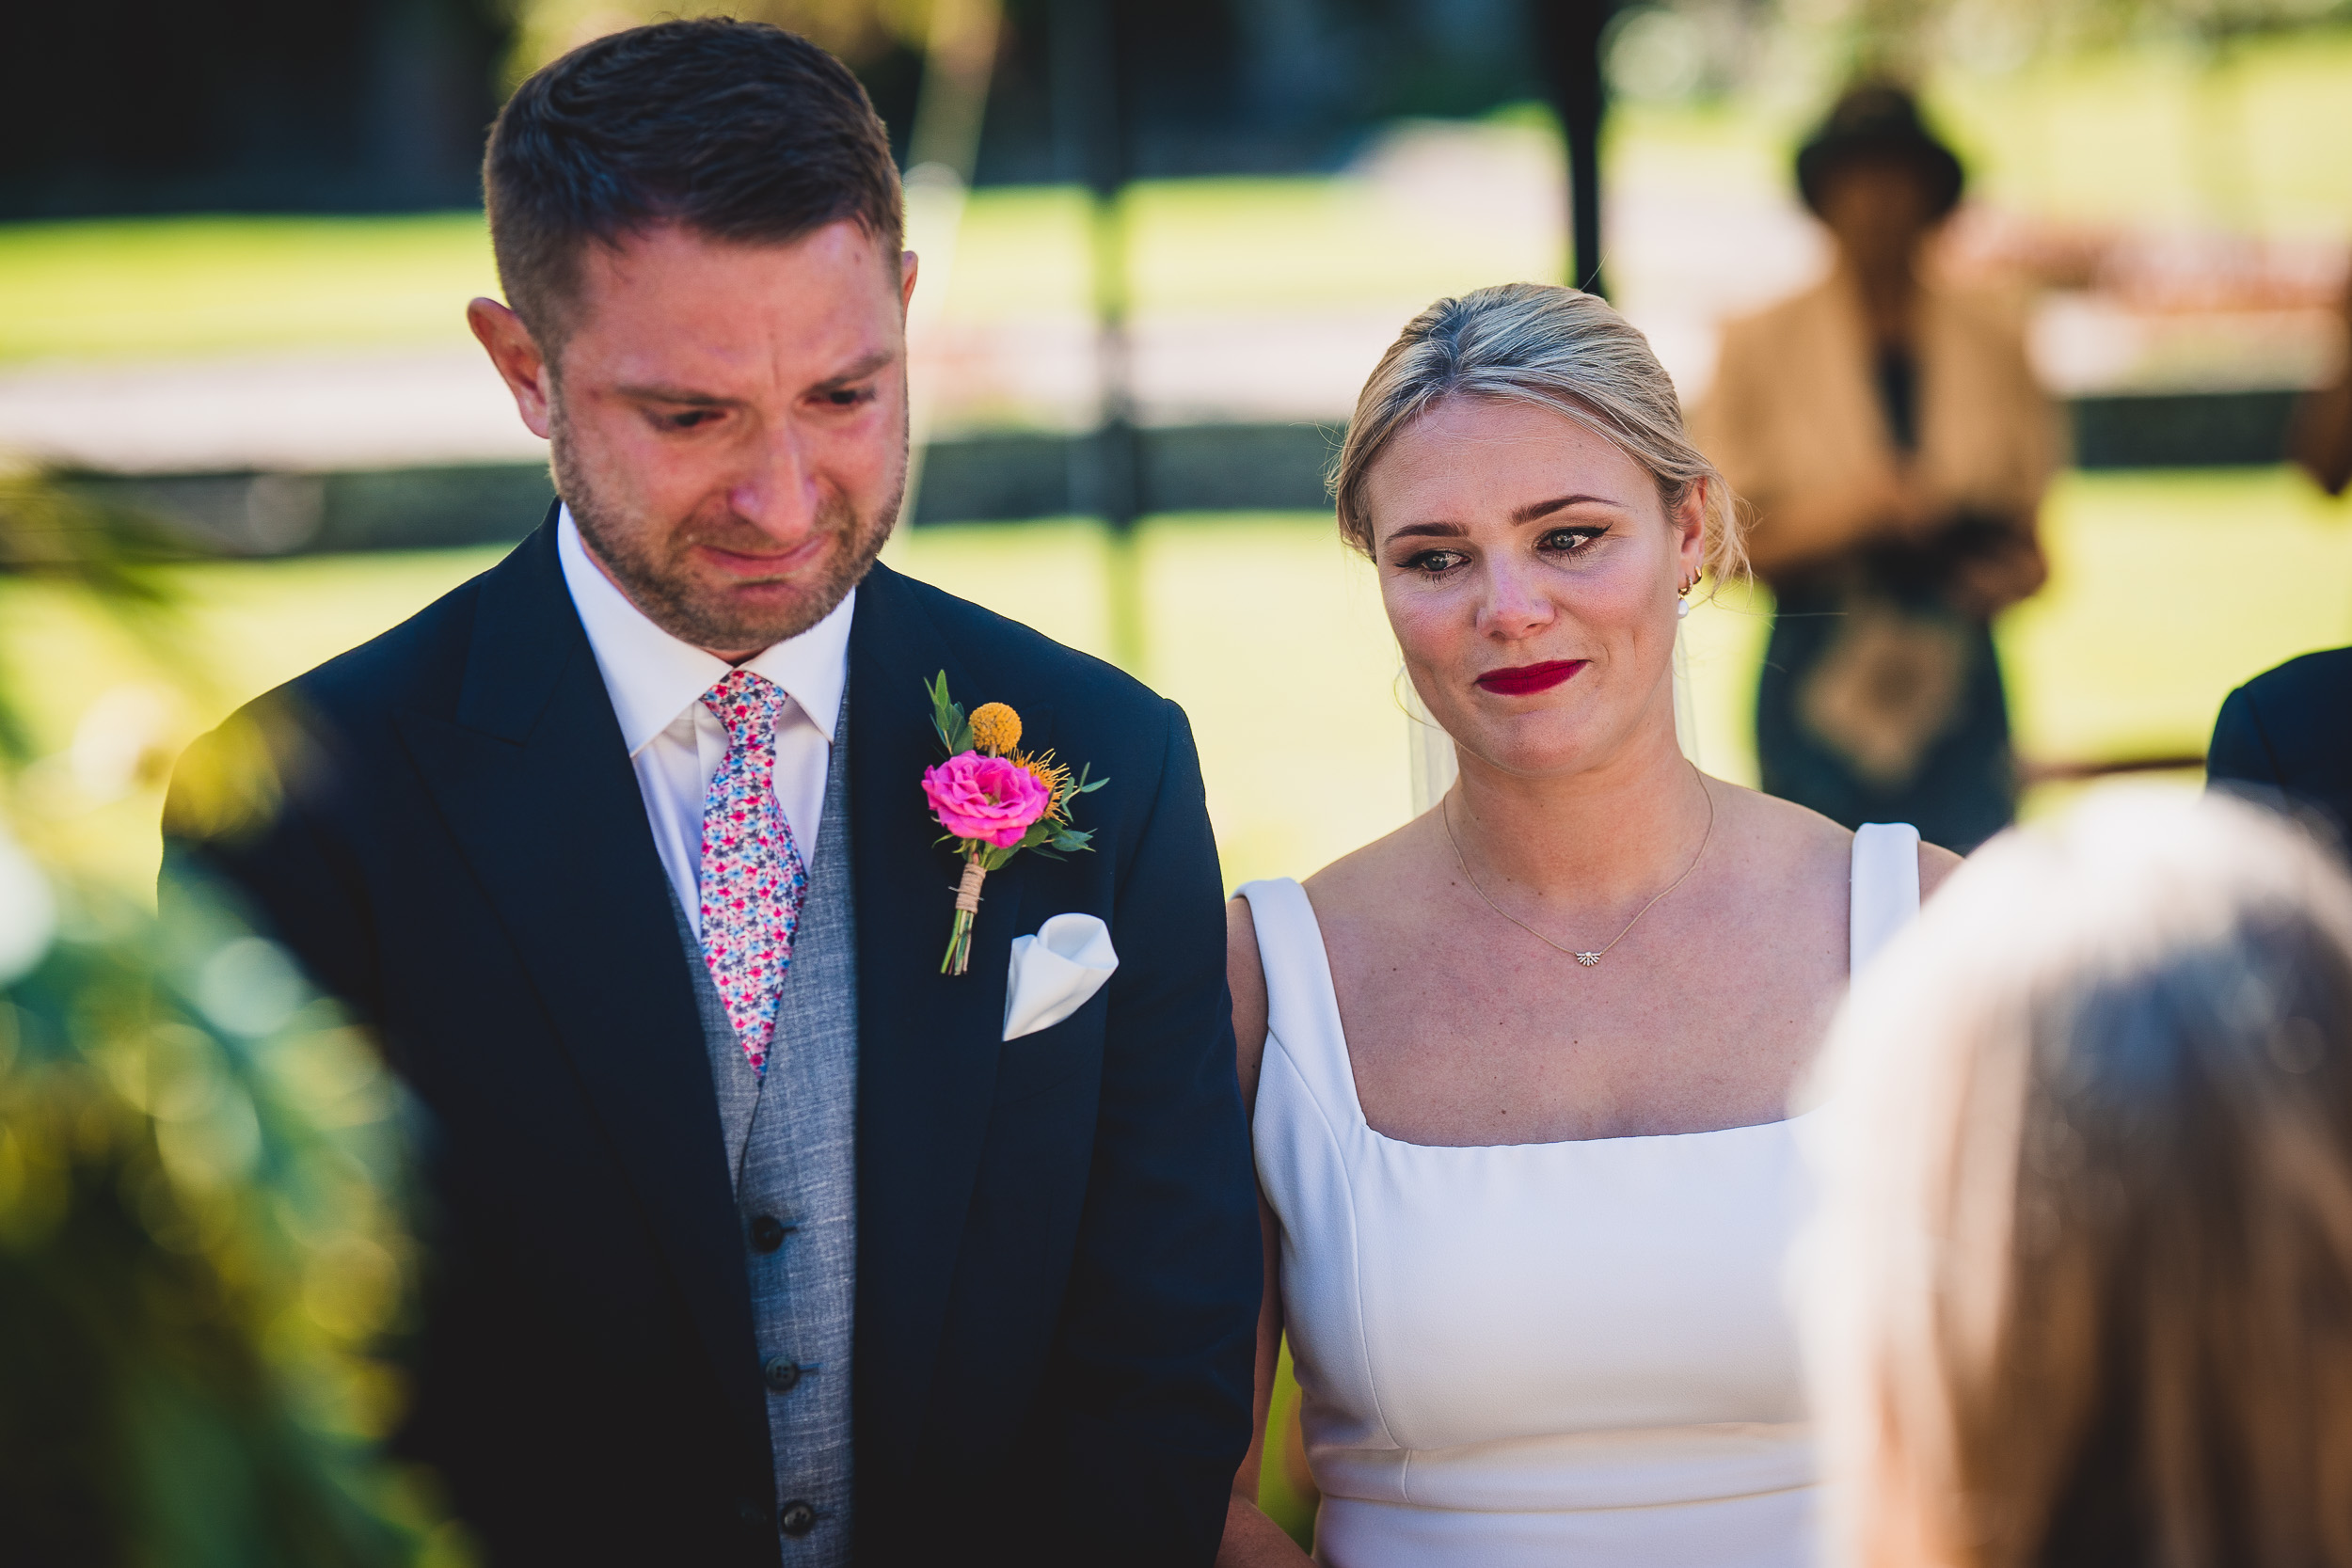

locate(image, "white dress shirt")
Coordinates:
556 507 852 940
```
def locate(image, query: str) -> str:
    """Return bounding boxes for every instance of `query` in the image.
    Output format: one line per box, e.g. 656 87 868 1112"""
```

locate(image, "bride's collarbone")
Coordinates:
1304 820 1850 1144
1328 933 1839 1146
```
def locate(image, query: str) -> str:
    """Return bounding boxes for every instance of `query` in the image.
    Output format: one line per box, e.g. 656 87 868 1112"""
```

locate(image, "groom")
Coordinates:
163 20 1260 1568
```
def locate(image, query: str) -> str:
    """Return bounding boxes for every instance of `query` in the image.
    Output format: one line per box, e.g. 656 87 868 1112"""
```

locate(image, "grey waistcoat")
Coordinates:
672 693 857 1561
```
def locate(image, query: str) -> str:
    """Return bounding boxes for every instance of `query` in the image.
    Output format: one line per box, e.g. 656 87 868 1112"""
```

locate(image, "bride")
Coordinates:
1216 282 1959 1566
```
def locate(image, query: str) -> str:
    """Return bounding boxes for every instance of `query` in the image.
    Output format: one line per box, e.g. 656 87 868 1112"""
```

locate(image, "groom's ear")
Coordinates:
468 297 557 440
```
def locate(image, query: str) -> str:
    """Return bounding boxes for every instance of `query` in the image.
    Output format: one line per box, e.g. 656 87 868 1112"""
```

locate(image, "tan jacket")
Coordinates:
1692 270 2061 575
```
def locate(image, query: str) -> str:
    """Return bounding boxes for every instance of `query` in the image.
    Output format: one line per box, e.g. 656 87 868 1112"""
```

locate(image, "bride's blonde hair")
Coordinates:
1809 790 2352 1568
1329 281 1745 587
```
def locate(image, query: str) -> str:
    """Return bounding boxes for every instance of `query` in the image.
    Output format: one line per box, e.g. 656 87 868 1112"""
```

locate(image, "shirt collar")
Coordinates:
556 505 854 755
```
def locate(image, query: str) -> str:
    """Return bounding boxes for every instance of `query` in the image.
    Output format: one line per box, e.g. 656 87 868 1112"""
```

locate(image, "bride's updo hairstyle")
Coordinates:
1332 281 1744 587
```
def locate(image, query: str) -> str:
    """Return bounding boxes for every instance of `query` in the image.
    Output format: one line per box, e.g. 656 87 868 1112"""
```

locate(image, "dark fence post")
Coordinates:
1534 0 1616 298
1051 0 1145 668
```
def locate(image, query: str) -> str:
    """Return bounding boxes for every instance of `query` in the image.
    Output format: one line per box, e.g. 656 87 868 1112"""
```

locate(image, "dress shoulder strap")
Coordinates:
1234 877 1360 1118
1850 822 1923 976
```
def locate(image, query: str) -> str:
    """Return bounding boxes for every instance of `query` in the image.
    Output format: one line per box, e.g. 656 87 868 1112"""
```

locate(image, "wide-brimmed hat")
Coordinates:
1795 83 1965 220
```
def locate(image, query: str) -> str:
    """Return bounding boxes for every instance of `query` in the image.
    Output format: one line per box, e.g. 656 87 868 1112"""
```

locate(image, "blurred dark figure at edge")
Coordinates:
2205 265 2352 851
1694 85 2059 853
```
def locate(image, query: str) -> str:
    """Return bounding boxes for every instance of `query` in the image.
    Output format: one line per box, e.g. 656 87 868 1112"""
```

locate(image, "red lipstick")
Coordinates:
1475 659 1587 696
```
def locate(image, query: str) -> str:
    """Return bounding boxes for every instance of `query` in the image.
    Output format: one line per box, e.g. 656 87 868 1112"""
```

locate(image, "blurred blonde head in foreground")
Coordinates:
1807 789 2352 1568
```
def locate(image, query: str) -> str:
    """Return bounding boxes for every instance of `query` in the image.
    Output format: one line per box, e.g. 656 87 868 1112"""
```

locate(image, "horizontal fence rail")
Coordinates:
57 387 2311 559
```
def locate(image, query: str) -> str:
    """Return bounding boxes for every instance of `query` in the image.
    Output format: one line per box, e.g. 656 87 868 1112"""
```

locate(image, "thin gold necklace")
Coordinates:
1441 769 1715 967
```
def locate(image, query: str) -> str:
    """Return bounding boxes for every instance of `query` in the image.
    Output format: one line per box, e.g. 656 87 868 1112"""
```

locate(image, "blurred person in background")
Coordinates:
1806 789 2352 1568
2203 262 2352 856
1216 282 1957 1568
1695 85 2058 854
2207 644 2352 857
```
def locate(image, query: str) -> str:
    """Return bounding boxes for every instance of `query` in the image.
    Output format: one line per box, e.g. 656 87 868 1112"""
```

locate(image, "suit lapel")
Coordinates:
848 562 1034 1479
392 518 764 1449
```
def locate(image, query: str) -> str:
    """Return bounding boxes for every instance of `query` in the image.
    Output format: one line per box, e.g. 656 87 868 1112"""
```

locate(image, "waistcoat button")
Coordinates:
749 1214 788 1252
763 1355 803 1393
779 1500 818 1536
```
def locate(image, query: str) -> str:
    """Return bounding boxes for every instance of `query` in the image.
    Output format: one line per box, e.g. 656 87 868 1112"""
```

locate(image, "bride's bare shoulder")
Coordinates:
1721 781 1850 863
1301 810 1438 922
1717 779 1963 895
1228 816 1431 1103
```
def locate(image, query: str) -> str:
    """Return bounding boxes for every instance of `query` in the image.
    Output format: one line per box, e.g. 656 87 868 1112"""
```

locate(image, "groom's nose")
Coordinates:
726 423 824 545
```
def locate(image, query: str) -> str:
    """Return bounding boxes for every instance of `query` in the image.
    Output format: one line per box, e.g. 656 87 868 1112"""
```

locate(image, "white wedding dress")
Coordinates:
1240 822 1920 1567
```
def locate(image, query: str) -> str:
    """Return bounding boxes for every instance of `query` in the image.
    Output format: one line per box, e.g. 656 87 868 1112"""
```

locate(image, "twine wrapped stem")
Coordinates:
941 854 989 974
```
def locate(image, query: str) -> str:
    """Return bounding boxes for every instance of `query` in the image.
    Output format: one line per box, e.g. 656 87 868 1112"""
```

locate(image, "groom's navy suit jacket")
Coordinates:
163 518 1262 1567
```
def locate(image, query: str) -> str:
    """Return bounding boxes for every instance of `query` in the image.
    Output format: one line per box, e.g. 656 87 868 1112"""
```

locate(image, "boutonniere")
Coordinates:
921 673 1107 976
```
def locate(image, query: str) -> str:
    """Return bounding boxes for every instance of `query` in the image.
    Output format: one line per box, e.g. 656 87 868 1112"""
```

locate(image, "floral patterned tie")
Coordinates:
696 669 809 1076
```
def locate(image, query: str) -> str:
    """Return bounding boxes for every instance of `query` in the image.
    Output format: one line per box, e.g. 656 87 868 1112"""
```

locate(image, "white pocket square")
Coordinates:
1003 912 1118 1040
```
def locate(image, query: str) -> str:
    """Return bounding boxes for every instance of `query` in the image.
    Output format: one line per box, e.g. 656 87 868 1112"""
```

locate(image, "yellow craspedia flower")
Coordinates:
969 703 1022 756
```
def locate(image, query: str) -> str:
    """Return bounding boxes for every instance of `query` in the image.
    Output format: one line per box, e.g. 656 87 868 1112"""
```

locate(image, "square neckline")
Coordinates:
1247 822 1918 1151
1272 879 1827 1153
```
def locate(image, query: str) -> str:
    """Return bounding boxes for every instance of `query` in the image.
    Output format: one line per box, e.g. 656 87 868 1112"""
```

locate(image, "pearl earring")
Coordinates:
1676 597 1691 620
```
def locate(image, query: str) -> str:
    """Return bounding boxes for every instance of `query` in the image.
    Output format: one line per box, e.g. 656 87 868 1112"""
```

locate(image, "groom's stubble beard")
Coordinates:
549 383 906 653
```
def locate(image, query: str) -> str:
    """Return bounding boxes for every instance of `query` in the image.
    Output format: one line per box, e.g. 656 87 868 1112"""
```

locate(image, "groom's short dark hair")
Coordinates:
485 18 903 354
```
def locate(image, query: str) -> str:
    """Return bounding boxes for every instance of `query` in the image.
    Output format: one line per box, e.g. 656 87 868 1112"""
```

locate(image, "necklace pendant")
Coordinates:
1574 952 1602 967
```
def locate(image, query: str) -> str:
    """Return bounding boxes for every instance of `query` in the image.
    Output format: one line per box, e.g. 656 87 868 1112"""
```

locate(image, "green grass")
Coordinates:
7 27 2348 367
1605 26 2352 241
0 214 503 364
1931 29 2352 237
2006 467 2352 762
9 468 2349 900
0 177 1555 366
1115 176 1561 315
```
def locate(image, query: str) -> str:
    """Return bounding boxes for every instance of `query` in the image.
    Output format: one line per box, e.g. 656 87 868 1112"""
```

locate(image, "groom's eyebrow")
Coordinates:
807 350 896 392
613 350 896 404
615 382 735 405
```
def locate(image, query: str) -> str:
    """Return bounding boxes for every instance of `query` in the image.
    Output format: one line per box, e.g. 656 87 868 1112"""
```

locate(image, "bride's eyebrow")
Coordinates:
1512 493 1617 523
1386 520 1469 542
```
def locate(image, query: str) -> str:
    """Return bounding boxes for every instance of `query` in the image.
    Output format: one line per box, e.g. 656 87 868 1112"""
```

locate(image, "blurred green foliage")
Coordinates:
0 869 457 1567
0 467 190 769
0 479 452 1564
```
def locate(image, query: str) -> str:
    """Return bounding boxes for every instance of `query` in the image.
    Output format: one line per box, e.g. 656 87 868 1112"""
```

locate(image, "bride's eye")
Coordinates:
1540 526 1607 555
1399 547 1467 576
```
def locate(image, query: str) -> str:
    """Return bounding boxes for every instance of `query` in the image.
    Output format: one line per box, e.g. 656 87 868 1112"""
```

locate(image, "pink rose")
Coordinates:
922 751 1053 848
